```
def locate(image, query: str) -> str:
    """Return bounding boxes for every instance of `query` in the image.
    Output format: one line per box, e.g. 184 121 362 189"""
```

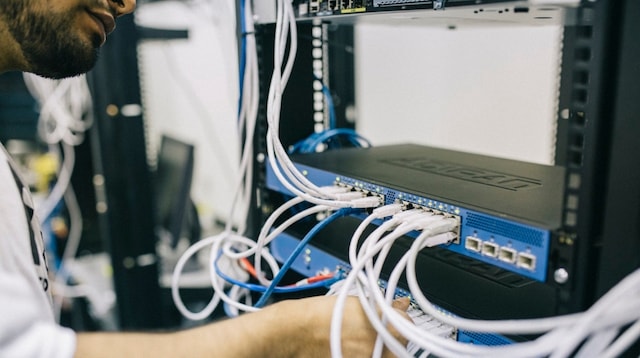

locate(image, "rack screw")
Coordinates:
554 268 569 284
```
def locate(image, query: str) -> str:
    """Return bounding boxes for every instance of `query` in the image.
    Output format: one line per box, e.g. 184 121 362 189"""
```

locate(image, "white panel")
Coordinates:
136 0 240 230
355 23 562 165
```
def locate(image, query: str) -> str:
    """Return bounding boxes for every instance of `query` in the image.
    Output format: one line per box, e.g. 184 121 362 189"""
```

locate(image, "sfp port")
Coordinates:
465 236 482 253
481 241 499 257
517 252 536 270
499 246 517 264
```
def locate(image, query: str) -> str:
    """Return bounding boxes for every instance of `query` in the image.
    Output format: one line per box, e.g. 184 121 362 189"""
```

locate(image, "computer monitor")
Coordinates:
154 135 196 248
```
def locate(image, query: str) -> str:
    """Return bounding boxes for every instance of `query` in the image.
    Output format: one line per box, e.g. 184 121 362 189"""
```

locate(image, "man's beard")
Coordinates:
1 0 102 79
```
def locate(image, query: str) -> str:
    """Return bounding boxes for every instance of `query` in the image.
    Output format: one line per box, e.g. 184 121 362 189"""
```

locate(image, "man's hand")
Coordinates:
272 295 412 358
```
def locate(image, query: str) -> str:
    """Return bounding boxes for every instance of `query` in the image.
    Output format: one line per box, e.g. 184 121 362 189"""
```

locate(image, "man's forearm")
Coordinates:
74 296 410 358
74 301 296 358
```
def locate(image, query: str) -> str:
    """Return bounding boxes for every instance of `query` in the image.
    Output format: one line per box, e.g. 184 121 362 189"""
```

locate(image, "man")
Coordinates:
0 0 410 357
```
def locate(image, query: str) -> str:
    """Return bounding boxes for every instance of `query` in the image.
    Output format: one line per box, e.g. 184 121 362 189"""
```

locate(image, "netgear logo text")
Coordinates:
382 158 542 191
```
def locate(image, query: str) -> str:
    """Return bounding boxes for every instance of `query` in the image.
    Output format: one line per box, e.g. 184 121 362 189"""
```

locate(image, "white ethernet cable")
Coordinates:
171 230 281 320
172 234 223 320
263 0 377 208
229 0 260 235
347 204 405 270
219 187 344 286
35 142 75 226
220 187 347 259
23 74 93 147
330 214 458 357
171 0 259 319
323 206 406 298
338 214 553 358
171 192 375 318
330 204 639 357
251 203 334 286
241 194 380 287
574 328 620 358
601 319 640 358
22 74 93 222
208 233 271 314
223 185 349 262
329 215 451 358
52 185 84 322
361 220 640 357
224 285 253 318
368 214 446 277
207 199 370 315
243 194 379 287
361 216 458 358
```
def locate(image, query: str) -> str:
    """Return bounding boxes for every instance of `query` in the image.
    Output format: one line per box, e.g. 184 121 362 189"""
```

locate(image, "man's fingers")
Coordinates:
391 296 411 311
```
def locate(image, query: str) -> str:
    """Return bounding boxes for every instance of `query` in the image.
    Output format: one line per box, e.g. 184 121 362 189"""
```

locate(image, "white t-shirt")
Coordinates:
0 144 76 357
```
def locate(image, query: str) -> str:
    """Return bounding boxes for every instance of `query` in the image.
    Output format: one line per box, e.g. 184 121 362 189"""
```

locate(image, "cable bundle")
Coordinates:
328 204 640 357
171 2 640 357
171 0 384 322
23 74 92 221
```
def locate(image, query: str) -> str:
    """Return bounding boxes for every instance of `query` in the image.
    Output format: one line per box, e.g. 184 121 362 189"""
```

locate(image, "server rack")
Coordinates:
251 0 640 335
88 14 163 329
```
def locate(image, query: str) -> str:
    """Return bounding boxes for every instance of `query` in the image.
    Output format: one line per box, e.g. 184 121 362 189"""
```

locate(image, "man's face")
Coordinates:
0 0 135 79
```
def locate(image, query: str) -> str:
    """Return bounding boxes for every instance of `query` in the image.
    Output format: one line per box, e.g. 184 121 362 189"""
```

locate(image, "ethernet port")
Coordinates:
517 252 537 271
465 236 482 253
402 201 417 210
443 214 462 245
310 0 320 12
499 247 517 264
481 241 499 257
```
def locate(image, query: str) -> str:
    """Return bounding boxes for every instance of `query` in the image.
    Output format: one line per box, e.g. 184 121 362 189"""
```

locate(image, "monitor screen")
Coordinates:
154 135 195 248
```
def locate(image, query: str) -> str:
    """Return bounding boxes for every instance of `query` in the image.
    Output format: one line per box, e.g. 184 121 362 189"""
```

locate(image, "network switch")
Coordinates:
265 144 565 282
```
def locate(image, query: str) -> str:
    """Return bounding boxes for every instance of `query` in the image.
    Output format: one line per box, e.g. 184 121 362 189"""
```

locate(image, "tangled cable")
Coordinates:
327 205 640 358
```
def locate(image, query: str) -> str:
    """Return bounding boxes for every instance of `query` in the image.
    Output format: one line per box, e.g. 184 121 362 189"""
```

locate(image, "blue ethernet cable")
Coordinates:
289 128 371 154
322 80 337 129
238 0 250 117
306 128 371 150
254 207 359 308
289 76 372 153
